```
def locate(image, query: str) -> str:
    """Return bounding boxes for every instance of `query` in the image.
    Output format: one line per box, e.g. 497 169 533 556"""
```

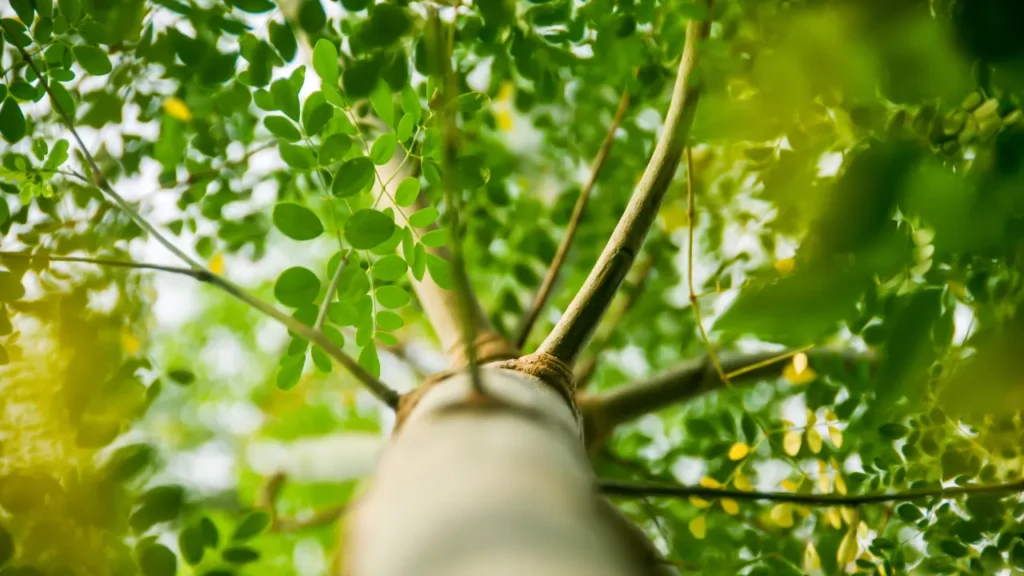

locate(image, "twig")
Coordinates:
685 147 726 384
515 89 631 349
2 34 399 408
573 253 656 390
315 251 350 332
600 477 1024 505
260 472 345 532
183 142 275 185
0 251 210 281
430 8 483 392
535 3 713 366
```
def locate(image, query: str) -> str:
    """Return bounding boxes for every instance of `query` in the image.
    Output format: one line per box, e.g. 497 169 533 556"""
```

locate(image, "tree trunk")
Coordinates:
341 367 668 576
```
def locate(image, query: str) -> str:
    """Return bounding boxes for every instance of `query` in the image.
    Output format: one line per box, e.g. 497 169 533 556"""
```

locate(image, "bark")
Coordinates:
342 368 673 576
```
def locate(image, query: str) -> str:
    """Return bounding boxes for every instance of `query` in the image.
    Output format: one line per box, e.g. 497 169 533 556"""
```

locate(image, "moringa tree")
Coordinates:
2 0 1024 575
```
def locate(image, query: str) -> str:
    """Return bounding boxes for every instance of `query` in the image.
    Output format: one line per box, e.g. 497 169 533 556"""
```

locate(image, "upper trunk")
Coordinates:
341 368 670 576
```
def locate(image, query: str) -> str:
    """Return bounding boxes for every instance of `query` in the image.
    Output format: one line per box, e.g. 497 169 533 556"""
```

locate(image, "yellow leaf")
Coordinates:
857 520 869 539
689 496 711 509
793 352 808 374
836 530 859 567
721 498 739 515
826 507 843 529
496 81 514 103
805 408 818 427
120 330 141 355
783 430 802 457
770 503 794 528
803 542 821 571
840 506 857 526
733 471 753 492
658 202 689 233
835 473 848 496
163 97 193 122
828 425 844 448
496 110 513 132
728 442 750 461
807 428 823 454
774 257 795 274
209 252 225 275
781 479 799 492
783 363 817 384
817 460 830 493
688 516 707 540
700 476 722 489
825 409 837 422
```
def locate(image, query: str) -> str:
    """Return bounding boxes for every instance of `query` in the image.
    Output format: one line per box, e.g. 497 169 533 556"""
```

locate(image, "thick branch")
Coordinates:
581 348 871 440
516 89 631 349
600 477 1024 505
2 35 398 408
536 7 712 366
574 253 656 390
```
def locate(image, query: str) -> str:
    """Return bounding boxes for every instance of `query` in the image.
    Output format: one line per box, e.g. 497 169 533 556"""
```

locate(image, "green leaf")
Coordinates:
222 546 260 564
376 310 404 330
130 485 185 532
178 527 205 565
49 81 76 118
298 0 326 33
167 369 195 385
456 92 490 113
878 423 909 439
304 101 333 136
332 157 375 197
0 99 27 144
277 355 304 390
715 267 866 346
279 143 316 170
313 39 339 87
274 267 321 308
875 290 942 406
409 207 439 228
0 19 32 47
895 503 923 522
11 0 34 23
273 203 324 241
138 544 176 576
395 177 421 207
372 255 408 281
375 285 410 308
232 511 270 541
420 229 448 248
271 78 300 121
0 524 13 567
320 134 354 165
0 272 26 302
345 209 395 249
425 253 452 289
400 84 421 125
199 517 219 548
370 80 394 127
264 116 301 142
269 20 298 61
370 133 397 165
72 45 113 76
358 344 380 378
397 113 415 141
228 0 275 13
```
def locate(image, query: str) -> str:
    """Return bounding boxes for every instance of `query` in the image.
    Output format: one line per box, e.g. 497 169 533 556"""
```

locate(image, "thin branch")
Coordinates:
600 477 1024 506
574 253 656 390
536 4 713 366
2 33 399 408
260 472 345 532
582 348 872 439
515 89 631 349
430 8 482 392
685 146 727 386
0 251 209 281
315 251 349 332
182 142 275 186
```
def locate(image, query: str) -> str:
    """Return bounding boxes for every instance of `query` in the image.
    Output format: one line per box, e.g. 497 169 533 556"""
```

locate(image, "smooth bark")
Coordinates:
342 368 671 576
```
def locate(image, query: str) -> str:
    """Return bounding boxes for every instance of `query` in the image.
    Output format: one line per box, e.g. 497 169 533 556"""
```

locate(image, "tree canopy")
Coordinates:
2 0 1024 574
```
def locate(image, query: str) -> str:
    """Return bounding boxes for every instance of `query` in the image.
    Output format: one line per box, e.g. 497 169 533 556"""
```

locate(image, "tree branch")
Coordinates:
535 5 713 366
580 348 872 442
573 253 656 390
0 251 210 281
515 89 631 349
600 477 1024 505
260 472 345 532
1 34 400 408
315 251 349 332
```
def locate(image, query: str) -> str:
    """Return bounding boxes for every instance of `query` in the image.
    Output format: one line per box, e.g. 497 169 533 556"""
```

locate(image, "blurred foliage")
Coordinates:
2 0 1024 574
